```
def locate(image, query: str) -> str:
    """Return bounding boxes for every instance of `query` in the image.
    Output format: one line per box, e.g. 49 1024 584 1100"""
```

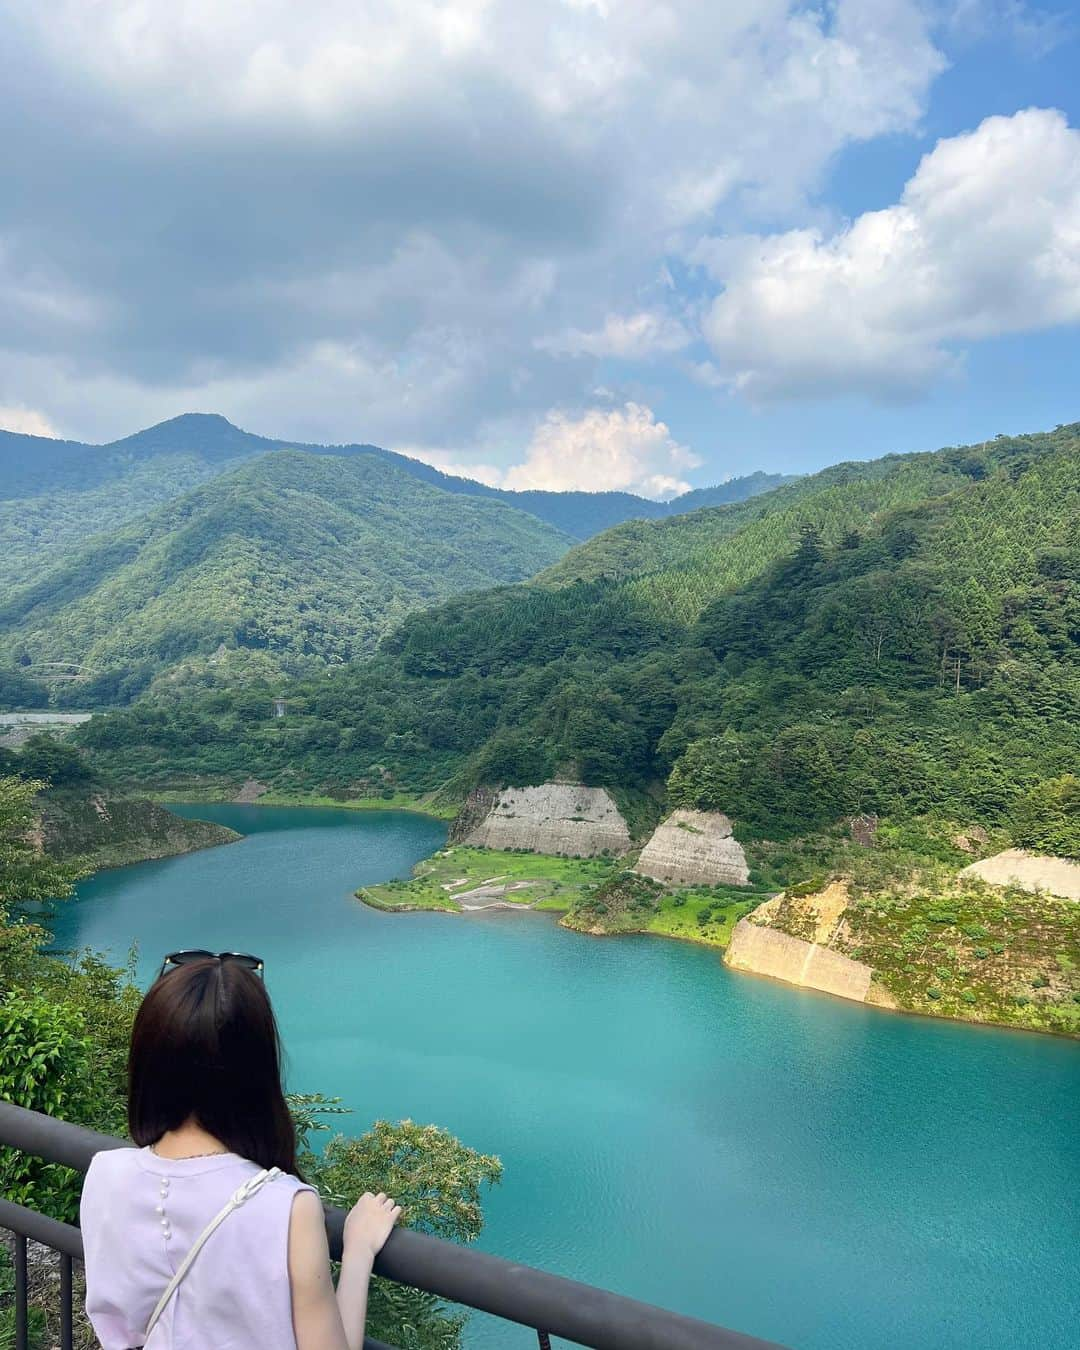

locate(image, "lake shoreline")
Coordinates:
150 786 457 820
40 790 240 877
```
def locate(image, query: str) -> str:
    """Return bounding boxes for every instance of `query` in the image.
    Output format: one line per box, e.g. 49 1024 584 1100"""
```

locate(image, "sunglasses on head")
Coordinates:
158 950 265 981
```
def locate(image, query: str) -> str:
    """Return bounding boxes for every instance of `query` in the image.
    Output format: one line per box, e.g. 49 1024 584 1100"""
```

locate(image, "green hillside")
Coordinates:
0 415 374 588
0 451 572 703
0 413 789 560
77 423 1080 859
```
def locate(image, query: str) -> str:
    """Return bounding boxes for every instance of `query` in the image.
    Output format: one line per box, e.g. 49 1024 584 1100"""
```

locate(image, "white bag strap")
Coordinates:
142 1167 283 1344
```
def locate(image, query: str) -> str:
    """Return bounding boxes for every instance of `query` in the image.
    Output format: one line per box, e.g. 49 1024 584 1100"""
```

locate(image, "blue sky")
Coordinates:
1 2 1078 494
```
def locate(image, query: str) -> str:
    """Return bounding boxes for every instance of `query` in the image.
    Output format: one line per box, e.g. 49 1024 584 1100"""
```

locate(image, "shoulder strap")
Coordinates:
143 1167 283 1344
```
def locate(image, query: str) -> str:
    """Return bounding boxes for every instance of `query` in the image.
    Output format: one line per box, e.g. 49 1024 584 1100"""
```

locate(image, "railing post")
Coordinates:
60 1253 74 1350
14 1233 28 1350
537 1332 553 1349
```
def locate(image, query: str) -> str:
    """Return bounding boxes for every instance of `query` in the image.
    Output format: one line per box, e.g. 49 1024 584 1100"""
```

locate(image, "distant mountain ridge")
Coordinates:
0 451 574 703
0 412 792 542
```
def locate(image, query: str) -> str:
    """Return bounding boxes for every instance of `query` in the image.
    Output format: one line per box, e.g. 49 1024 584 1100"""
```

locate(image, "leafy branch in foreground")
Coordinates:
293 1101 502 1350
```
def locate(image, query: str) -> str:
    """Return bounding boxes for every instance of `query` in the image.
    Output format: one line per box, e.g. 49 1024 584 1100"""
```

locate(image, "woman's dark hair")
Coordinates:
128 958 299 1175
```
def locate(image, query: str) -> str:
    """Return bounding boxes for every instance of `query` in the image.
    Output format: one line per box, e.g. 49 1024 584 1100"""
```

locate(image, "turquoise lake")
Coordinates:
47 805 1079 1349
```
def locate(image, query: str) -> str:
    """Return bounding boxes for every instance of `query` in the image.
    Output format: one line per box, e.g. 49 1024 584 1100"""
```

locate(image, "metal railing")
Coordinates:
0 1101 787 1350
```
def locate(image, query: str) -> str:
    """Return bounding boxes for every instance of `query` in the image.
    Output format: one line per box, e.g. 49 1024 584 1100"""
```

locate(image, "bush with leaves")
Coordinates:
293 1099 501 1350
0 992 92 1220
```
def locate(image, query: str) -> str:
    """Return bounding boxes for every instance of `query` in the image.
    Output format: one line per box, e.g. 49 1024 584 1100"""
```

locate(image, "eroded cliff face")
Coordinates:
960 849 1080 900
460 784 631 857
634 809 749 886
724 883 896 1008
725 919 883 1003
39 792 239 871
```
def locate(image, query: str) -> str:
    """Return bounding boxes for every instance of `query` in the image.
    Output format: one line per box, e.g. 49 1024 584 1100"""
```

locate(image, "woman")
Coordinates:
80 950 399 1349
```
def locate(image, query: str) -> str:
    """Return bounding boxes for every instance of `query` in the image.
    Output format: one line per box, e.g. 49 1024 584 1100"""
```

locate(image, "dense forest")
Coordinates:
0 412 788 572
75 423 1080 856
0 452 573 701
0 414 787 701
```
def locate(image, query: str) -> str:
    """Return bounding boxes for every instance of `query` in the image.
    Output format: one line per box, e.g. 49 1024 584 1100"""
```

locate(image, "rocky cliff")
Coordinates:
724 883 896 1007
634 809 749 886
460 783 631 857
960 849 1080 900
725 917 887 1004
40 791 239 871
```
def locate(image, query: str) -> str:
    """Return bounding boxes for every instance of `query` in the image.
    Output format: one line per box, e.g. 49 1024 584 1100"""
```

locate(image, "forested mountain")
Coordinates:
80 422 1080 852
0 452 572 703
0 413 789 571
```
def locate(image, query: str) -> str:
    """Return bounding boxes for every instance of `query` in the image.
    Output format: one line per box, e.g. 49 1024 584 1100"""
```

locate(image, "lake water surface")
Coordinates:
48 805 1079 1349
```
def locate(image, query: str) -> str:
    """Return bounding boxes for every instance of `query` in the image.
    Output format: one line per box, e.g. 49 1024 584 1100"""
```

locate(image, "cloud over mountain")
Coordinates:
0 0 946 461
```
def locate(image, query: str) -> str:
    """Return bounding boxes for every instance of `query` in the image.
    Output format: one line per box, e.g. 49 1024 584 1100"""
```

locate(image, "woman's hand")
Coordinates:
343 1192 402 1262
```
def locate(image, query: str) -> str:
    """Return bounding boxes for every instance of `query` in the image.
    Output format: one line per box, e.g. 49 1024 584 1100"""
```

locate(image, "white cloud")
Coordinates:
537 310 692 360
15 0 942 160
396 446 507 488
698 108 1080 400
0 2 955 451
0 404 57 437
503 403 700 499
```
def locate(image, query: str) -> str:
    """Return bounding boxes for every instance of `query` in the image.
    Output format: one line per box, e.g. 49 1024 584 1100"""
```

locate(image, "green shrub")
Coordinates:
0 993 92 1221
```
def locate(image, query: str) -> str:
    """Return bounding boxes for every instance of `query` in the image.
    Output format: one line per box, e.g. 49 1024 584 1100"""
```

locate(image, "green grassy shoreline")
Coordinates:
150 784 457 820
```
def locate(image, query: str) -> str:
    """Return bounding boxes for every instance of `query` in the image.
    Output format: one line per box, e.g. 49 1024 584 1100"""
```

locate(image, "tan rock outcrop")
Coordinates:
724 917 881 1004
461 784 631 857
634 810 749 886
960 849 1080 900
752 880 850 943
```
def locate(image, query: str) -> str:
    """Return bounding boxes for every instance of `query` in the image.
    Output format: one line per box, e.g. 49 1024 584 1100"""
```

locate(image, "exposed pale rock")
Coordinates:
960 849 1080 900
635 809 749 886
724 917 884 1005
724 884 896 1008
462 784 631 857
753 881 849 944
951 825 989 855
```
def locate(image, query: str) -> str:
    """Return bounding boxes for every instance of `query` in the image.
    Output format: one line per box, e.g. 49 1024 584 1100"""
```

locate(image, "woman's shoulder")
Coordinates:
85 1145 141 1180
83 1145 314 1193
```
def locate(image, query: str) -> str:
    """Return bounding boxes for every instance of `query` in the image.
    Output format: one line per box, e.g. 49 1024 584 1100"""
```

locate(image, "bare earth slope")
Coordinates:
462 784 631 857
960 850 1080 901
635 809 749 885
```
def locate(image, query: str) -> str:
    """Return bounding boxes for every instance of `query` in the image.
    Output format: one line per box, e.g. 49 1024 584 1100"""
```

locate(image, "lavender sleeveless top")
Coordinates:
80 1146 315 1349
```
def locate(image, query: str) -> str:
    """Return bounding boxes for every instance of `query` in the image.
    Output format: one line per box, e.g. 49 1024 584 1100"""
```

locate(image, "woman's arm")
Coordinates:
289 1189 401 1350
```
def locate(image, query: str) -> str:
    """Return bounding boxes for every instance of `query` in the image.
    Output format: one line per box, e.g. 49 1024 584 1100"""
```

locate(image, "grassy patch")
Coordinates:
646 888 762 947
564 869 767 945
837 881 1080 1036
359 846 617 913
150 782 457 819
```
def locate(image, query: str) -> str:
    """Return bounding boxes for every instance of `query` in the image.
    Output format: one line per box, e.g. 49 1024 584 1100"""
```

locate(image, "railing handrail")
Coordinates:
0 1100 788 1350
